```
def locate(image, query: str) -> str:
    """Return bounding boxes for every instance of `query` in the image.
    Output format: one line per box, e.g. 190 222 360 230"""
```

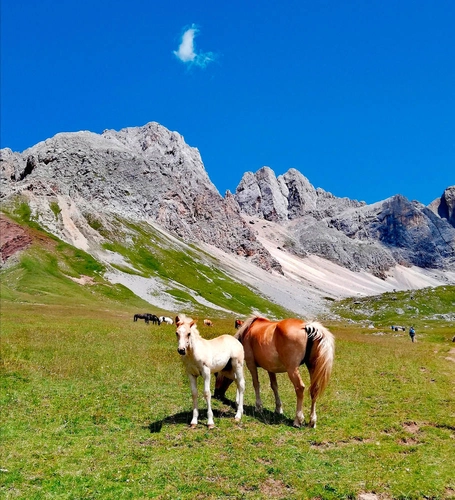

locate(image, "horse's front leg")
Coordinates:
202 368 215 429
268 372 283 414
188 374 199 428
287 368 305 427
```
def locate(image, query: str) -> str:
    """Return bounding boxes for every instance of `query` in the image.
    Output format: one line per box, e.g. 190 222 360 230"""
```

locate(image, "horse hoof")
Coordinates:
190 424 197 429
207 424 215 430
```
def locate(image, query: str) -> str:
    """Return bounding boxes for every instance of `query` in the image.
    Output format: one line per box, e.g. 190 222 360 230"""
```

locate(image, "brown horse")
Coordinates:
215 316 335 428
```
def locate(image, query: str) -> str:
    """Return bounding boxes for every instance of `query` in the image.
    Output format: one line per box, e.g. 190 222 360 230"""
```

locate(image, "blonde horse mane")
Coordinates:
234 315 267 341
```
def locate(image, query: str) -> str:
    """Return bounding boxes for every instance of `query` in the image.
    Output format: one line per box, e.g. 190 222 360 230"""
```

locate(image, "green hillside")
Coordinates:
332 286 455 340
0 203 292 318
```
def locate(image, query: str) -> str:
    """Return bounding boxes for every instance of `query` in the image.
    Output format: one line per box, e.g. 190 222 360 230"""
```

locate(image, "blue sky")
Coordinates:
1 0 454 205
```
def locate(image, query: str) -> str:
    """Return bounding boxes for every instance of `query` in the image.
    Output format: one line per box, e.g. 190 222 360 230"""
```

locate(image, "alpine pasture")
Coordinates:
1 239 454 498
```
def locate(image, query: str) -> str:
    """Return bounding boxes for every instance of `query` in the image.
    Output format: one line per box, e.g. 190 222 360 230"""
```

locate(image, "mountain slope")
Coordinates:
0 212 293 318
234 167 455 277
1 122 280 272
2 122 454 318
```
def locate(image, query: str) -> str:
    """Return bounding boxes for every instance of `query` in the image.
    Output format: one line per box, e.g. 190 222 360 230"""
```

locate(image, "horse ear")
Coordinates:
175 315 182 325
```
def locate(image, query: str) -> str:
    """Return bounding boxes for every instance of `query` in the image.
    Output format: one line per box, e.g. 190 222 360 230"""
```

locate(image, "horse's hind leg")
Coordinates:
247 361 263 410
309 394 317 428
232 362 245 422
287 367 305 427
308 369 319 428
202 369 215 429
268 372 283 414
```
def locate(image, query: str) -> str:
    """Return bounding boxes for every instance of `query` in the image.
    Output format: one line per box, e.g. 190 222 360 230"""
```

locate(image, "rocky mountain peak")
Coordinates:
0 122 282 273
428 185 455 228
234 166 364 222
233 168 455 276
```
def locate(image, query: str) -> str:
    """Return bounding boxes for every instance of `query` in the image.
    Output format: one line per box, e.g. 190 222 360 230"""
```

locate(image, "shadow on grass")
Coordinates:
146 396 294 433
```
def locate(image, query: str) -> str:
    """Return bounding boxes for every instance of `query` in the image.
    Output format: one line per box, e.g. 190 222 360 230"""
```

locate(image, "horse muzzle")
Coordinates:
177 348 186 356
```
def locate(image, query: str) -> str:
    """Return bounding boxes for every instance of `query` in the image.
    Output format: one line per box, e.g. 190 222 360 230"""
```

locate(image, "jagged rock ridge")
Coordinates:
0 123 281 272
1 122 454 290
234 167 455 276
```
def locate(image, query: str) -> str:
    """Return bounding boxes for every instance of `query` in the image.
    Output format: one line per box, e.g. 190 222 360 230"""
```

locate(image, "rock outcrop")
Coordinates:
0 123 281 272
428 186 455 228
235 168 455 276
2 123 453 282
235 167 364 221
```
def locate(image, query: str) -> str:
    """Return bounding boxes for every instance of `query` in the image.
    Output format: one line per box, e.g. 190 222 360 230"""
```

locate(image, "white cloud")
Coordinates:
173 24 215 68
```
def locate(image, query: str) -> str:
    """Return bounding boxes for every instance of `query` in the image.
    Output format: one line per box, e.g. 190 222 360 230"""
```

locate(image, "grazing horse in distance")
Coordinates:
134 313 150 324
175 314 245 429
235 319 244 329
203 319 213 326
215 316 335 428
159 316 174 325
148 314 161 325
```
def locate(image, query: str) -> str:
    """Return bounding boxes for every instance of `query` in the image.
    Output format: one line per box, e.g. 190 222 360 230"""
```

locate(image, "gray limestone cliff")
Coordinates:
0 123 281 272
235 168 455 276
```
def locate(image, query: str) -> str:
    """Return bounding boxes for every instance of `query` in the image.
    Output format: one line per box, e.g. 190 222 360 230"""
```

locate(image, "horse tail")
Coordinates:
304 321 335 400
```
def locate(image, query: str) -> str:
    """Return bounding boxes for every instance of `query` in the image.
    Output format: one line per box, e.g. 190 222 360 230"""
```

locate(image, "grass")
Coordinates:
1 298 454 499
332 286 455 343
1 200 293 318
99 217 293 318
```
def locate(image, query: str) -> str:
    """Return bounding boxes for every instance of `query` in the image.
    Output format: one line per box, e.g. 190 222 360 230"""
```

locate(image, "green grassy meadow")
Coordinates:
2 295 455 499
1 208 455 499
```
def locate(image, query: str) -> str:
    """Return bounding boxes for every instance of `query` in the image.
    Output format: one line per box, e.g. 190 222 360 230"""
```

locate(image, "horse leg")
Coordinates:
306 365 319 428
247 360 263 410
268 372 283 414
232 362 245 422
188 374 199 428
287 367 305 427
201 369 215 429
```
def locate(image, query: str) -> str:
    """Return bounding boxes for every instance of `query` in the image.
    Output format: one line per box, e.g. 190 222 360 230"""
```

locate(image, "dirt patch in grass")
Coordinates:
259 478 291 498
66 274 96 285
0 214 33 263
358 493 392 500
403 421 420 434
445 348 455 363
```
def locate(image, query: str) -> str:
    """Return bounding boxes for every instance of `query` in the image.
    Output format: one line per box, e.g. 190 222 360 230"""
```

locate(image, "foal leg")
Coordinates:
268 372 283 414
188 374 199 428
232 363 245 422
202 369 215 429
287 367 305 427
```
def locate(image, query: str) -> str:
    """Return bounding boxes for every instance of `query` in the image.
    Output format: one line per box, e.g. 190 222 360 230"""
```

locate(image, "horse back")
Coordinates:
188 335 244 375
244 318 309 372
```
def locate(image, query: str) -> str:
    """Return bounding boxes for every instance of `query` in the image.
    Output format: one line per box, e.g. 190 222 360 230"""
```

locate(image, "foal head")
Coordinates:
175 314 198 356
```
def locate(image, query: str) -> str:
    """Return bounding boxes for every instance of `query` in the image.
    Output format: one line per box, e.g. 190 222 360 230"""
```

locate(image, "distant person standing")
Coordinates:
409 326 416 342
